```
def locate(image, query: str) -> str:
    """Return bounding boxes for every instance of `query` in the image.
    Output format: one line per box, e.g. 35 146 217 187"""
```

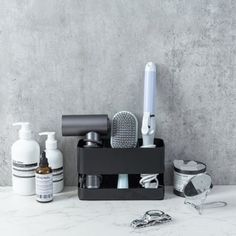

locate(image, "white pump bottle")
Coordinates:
39 132 64 193
11 122 40 195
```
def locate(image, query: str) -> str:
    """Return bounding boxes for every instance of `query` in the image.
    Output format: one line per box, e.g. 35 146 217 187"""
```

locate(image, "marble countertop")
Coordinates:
0 186 235 236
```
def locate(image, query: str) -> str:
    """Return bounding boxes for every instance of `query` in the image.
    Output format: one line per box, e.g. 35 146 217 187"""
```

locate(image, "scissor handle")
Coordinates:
144 210 164 221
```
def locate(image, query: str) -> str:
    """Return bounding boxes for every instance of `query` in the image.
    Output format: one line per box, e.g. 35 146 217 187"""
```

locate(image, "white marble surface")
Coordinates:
0 186 235 236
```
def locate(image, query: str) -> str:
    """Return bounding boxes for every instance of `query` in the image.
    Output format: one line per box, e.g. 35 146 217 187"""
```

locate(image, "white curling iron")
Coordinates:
140 62 158 188
141 62 157 148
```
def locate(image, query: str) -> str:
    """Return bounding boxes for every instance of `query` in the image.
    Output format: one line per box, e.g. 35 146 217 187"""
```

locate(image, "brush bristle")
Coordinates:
111 111 138 148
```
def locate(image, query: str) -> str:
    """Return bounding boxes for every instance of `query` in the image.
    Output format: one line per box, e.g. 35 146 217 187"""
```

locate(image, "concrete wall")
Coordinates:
0 0 235 185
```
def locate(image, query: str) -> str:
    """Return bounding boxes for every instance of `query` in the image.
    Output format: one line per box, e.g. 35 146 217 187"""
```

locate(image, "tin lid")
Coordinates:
173 160 206 175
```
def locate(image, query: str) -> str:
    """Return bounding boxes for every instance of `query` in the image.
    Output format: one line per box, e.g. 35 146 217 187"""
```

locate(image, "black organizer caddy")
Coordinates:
77 138 165 200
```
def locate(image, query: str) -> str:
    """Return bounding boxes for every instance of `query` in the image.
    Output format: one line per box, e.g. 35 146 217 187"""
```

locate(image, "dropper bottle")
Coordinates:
39 132 64 193
35 152 53 203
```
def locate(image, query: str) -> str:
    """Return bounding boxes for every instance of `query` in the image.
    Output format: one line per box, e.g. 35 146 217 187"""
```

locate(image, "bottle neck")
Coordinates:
45 142 57 150
19 131 32 140
19 135 32 140
46 147 57 150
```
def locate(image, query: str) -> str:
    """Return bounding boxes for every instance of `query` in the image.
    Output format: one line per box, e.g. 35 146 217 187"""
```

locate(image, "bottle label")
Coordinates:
173 171 206 193
174 171 194 193
36 173 53 202
12 160 37 178
52 167 63 183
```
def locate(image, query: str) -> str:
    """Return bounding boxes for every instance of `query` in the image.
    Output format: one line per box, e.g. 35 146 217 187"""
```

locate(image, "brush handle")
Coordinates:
117 174 129 189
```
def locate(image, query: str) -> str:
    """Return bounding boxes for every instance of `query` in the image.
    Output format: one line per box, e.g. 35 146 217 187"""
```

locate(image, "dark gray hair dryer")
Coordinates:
62 114 109 137
62 114 109 189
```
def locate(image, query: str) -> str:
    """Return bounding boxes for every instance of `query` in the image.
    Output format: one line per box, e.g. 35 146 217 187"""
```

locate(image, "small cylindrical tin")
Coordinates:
173 160 206 197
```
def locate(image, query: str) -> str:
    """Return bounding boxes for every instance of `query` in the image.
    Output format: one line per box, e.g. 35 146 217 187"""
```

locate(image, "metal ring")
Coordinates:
144 210 165 221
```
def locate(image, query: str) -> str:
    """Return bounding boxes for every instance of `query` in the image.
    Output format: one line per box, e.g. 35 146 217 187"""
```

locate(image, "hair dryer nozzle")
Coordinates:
62 115 109 136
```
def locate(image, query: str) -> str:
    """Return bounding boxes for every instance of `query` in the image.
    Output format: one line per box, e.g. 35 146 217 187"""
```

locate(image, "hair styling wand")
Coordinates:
141 62 157 148
140 62 159 189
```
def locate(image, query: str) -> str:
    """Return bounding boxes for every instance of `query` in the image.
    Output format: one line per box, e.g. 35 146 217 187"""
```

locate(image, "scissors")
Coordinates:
130 210 172 229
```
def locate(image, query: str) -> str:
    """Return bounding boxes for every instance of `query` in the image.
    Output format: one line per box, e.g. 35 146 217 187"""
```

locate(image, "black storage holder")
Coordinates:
77 138 165 200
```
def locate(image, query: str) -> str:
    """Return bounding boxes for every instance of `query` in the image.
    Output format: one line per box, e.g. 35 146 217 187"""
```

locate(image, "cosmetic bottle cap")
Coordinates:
39 151 49 168
13 122 32 139
39 132 57 150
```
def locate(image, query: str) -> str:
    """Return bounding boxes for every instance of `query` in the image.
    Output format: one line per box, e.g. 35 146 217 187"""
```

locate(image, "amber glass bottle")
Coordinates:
35 152 53 203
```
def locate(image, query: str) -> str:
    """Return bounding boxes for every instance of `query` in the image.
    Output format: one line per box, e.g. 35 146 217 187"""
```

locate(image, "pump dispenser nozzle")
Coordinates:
39 132 57 150
13 122 32 139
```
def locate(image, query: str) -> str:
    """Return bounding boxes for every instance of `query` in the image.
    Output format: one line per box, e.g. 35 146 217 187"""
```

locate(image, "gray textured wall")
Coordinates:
0 0 235 186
